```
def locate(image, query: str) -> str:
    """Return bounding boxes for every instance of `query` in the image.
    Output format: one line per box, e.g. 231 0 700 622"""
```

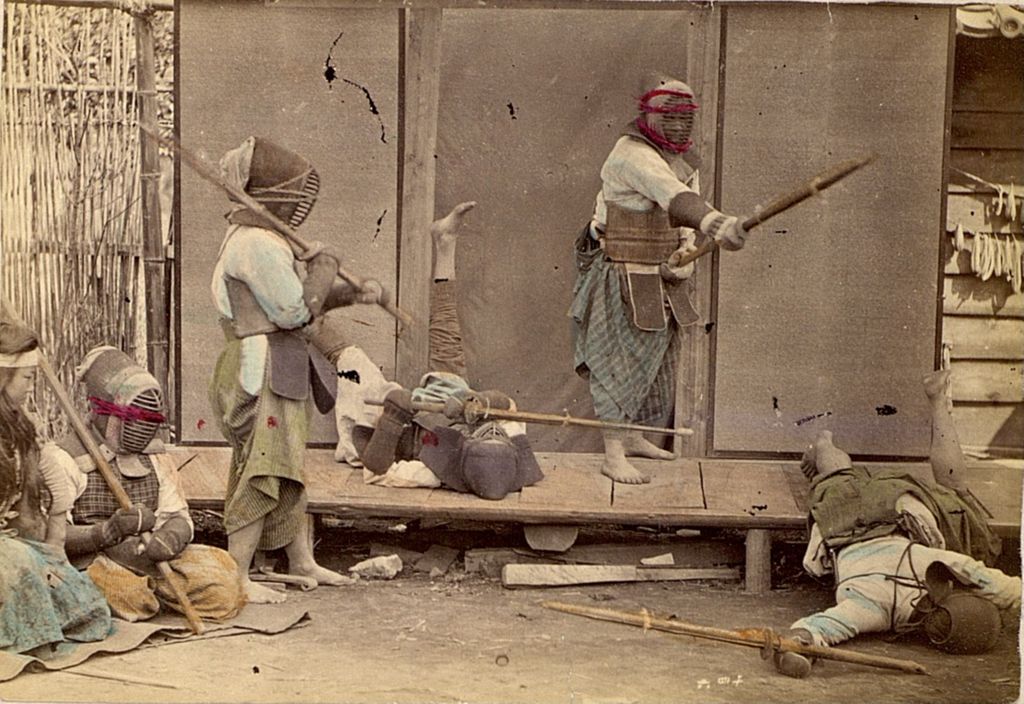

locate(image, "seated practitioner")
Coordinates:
315 202 543 500
774 370 1021 679
60 346 245 622
572 73 748 485
0 319 112 653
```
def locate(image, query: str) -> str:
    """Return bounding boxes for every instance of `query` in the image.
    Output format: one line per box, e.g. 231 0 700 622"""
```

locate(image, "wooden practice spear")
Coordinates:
367 398 694 437
0 298 205 635
675 153 877 268
139 125 413 327
542 600 929 676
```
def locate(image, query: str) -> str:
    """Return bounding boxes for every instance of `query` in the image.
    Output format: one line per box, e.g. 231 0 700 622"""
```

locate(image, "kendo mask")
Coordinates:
220 136 320 228
635 79 698 155
77 346 165 454
917 562 1002 655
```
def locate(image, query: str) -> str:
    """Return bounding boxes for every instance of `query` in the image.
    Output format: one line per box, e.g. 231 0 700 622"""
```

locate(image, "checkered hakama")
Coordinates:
570 227 679 425
209 337 309 551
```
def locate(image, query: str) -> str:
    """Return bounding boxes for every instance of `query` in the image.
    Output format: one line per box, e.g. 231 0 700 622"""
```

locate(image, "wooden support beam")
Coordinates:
396 7 443 387
135 13 170 400
744 529 772 594
675 6 721 456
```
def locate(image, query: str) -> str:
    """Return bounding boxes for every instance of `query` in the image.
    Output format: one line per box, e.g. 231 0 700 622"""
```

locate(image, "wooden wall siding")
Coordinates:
177 3 399 443
714 4 949 456
944 35 1024 457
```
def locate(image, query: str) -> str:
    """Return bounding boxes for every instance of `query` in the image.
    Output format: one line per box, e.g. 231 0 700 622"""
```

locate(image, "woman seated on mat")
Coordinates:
0 317 112 654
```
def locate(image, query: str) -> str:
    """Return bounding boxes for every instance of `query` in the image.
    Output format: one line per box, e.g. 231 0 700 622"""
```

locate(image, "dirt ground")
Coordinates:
0 520 1020 704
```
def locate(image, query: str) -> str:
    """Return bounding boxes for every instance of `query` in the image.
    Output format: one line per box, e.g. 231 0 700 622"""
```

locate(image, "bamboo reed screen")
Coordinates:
1 3 173 437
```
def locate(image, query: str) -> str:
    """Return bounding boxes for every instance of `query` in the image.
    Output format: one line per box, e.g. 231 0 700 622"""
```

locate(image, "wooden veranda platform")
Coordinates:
172 448 1022 594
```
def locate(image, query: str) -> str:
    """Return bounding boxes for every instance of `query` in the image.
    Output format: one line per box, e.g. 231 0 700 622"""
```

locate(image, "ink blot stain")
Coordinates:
507 102 517 119
795 411 833 426
338 369 361 384
421 431 439 447
324 32 343 87
342 78 387 144
373 209 387 241
252 666 260 674
267 416 278 428
704 322 715 334
875 405 898 416
196 419 206 430
772 397 780 411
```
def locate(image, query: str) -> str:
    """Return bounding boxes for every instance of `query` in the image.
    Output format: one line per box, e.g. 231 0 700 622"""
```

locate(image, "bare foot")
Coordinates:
430 201 477 244
923 369 952 400
601 456 651 484
243 578 287 604
292 563 357 586
622 432 675 460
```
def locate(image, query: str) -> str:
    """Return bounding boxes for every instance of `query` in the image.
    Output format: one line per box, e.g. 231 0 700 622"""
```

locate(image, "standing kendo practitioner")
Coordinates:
773 370 1021 679
59 346 245 622
572 74 749 484
210 136 385 603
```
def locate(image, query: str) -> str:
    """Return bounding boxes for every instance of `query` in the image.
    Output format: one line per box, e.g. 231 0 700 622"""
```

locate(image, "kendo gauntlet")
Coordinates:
143 514 192 562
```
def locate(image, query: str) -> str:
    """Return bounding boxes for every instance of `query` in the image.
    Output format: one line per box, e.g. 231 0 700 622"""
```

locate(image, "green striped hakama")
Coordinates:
571 228 679 425
209 337 309 551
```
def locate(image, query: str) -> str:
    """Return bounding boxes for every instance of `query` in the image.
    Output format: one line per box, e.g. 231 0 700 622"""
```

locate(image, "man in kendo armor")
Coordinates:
773 370 1021 678
572 74 750 484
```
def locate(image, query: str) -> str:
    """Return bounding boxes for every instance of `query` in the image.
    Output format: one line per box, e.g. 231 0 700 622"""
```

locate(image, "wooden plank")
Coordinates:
501 564 739 587
949 360 1024 403
960 462 1023 532
951 112 1024 150
701 460 802 518
395 7 442 388
613 459 704 509
676 4 721 457
952 404 1024 454
519 453 613 507
780 462 810 515
945 193 1022 235
942 316 1024 359
174 448 230 505
943 276 1024 318
951 149 1024 186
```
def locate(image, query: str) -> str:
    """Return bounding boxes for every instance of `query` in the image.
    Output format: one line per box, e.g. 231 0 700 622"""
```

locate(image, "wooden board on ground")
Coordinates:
519 453 613 507
700 461 803 518
501 564 740 587
613 459 704 509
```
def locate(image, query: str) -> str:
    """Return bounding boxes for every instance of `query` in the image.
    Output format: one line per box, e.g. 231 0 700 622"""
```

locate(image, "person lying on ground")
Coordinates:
60 346 245 622
774 370 1021 679
312 201 543 501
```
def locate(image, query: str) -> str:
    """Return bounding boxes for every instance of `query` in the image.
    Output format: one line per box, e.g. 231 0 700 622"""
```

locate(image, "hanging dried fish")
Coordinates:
954 222 965 252
1009 183 1018 222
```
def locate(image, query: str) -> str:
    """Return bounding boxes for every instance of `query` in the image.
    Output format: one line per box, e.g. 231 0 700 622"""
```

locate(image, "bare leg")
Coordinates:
601 429 651 484
285 506 355 586
228 518 287 604
430 201 477 281
924 369 968 491
622 431 674 460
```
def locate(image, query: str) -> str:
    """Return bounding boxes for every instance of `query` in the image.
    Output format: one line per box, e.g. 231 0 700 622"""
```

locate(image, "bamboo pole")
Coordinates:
0 295 205 635
9 0 173 11
674 154 877 268
134 12 168 395
542 601 929 676
369 398 694 437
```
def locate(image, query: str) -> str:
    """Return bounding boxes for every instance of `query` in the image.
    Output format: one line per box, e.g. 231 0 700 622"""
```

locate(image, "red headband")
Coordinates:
88 396 165 424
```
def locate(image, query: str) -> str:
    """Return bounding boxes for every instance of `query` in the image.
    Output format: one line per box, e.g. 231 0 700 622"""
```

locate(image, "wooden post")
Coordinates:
744 528 772 594
395 7 443 388
675 5 722 456
134 13 169 402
